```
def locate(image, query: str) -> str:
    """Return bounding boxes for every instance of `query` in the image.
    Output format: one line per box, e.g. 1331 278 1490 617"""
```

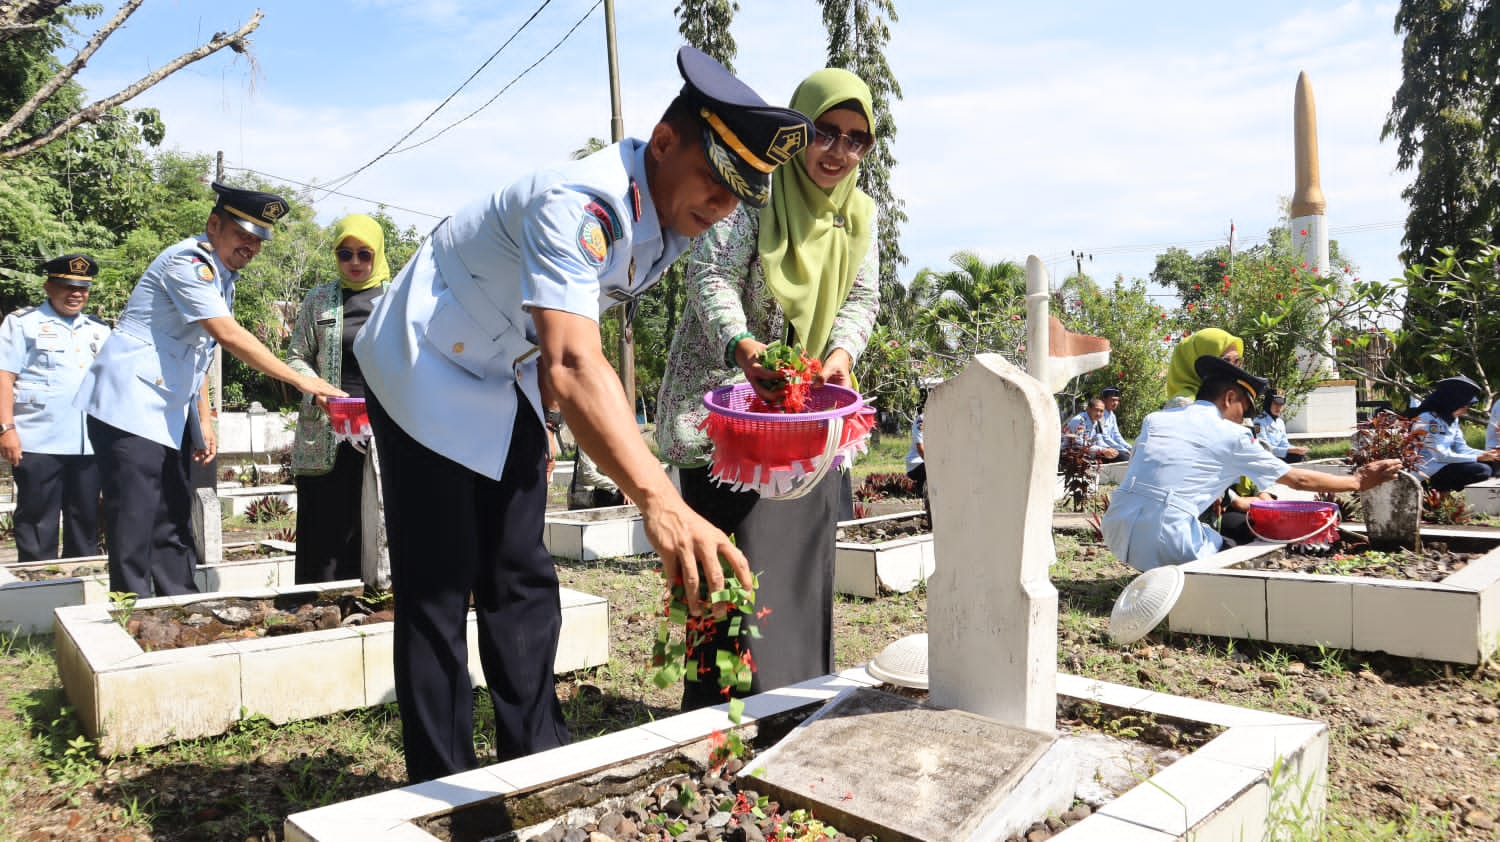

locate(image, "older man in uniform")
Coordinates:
1103 355 1402 571
75 184 344 597
0 255 110 560
354 46 811 783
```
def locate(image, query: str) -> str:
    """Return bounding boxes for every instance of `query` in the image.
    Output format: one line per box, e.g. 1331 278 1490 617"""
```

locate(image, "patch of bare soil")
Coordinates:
835 513 929 543
124 587 392 651
1237 538 1488 582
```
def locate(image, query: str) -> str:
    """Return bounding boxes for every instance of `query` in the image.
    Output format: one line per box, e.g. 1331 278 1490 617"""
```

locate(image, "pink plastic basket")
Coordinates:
1246 500 1340 544
325 397 370 442
701 383 876 498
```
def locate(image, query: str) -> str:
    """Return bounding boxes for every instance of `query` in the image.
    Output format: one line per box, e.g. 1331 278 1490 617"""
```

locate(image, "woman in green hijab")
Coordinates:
287 214 393 584
656 68 882 710
1165 327 1244 407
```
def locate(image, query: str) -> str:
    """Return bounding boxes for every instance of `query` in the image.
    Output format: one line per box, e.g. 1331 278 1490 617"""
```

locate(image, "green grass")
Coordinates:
852 433 909 477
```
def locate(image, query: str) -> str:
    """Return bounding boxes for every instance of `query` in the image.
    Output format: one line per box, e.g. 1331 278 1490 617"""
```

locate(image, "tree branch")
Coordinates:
0 0 146 142
0 9 263 161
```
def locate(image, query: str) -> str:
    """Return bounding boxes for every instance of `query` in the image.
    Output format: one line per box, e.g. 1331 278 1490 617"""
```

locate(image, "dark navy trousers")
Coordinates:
367 388 569 784
86 417 199 597
12 452 100 561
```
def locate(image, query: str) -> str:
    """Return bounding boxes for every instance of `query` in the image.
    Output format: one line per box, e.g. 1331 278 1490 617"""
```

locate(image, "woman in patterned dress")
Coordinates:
656 68 882 709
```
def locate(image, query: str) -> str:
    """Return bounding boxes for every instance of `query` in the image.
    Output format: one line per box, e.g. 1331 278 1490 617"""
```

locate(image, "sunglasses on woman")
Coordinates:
811 122 874 157
336 248 375 263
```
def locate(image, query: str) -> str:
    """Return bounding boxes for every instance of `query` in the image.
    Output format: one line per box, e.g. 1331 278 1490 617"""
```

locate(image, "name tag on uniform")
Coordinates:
35 324 66 352
315 318 336 326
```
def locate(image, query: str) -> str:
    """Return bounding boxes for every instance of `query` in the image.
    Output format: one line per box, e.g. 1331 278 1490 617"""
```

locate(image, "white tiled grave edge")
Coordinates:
54 583 608 755
835 509 934 597
284 670 1328 842
544 505 651 561
218 484 298 517
1168 524 1500 664
1 541 297 636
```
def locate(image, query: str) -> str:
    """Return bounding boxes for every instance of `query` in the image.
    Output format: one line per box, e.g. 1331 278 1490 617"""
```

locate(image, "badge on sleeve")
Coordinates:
195 261 215 282
577 217 608 267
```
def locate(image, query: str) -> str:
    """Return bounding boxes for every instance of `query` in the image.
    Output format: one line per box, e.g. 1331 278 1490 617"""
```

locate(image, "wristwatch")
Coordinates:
0 423 15 435
544 409 564 433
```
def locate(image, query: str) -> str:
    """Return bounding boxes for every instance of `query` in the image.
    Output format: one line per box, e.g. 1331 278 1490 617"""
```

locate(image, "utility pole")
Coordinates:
1069 249 1092 280
603 0 636 421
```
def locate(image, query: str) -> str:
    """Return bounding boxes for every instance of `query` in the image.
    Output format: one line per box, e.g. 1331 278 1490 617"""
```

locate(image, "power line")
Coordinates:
388 0 603 157
224 166 443 220
316 0 559 197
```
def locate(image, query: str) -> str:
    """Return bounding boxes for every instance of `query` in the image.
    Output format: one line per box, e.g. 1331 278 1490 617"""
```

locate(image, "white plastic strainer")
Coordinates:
865 633 929 689
1109 566 1185 645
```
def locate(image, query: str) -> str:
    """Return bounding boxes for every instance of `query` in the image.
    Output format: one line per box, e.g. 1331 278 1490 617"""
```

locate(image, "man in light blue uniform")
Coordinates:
1062 398 1122 461
1103 356 1400 571
353 46 811 783
75 184 343 596
1097 386 1132 460
1253 390 1308 463
0 255 110 560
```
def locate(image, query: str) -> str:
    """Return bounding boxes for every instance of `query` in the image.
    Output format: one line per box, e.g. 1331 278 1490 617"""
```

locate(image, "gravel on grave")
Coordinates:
507 692 1207 842
835 513 929 544
1241 540 1480 582
124 589 392 651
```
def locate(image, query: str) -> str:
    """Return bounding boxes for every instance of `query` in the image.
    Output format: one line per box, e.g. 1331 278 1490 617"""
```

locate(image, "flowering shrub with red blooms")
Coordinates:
1349 411 1425 471
650 557 762 722
750 341 822 413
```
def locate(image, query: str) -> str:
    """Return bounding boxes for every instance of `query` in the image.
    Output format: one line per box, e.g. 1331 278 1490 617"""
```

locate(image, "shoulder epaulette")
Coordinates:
10 306 36 317
85 314 107 326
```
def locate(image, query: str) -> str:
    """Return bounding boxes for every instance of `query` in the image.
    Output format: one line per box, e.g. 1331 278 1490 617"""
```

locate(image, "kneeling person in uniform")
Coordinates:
75 184 344 597
0 255 110 560
1102 355 1401 571
353 47 812 783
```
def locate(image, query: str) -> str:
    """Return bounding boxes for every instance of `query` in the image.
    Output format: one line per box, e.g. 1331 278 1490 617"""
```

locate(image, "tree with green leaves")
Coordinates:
674 0 737 69
820 0 906 290
0 1 263 160
1057 275 1173 436
1383 0 1497 270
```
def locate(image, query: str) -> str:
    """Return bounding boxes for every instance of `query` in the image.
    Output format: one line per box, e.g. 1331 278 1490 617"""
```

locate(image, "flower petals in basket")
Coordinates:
701 383 877 498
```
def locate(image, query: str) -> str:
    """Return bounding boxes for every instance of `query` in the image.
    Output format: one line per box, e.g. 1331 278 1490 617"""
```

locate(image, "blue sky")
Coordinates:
71 1 1408 296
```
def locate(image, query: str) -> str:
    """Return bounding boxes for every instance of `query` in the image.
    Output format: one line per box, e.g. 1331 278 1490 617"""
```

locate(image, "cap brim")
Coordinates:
701 126 770 208
226 215 274 241
47 277 92 288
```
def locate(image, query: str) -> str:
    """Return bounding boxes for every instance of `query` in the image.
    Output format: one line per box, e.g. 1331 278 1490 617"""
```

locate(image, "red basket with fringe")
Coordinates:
325 397 371 444
1246 500 1340 544
701 383 876 497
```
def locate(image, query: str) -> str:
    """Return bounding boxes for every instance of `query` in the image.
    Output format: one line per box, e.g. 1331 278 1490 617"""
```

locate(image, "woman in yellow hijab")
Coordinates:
655 68 882 710
286 214 392 584
1165 327 1244 406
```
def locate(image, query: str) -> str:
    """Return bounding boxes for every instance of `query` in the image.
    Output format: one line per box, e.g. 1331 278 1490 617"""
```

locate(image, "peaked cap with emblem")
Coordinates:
41 253 99 288
676 46 813 209
1194 354 1269 403
211 181 290 241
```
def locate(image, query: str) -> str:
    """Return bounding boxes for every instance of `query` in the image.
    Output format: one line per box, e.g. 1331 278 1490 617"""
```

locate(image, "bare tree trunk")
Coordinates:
0 8 264 160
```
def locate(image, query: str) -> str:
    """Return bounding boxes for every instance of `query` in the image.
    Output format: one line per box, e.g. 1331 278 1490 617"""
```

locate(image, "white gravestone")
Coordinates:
926 353 1059 732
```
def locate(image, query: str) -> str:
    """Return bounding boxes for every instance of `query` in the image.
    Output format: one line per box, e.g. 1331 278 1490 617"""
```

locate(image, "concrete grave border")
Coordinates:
284 669 1326 842
835 509 934 597
1 541 297 636
1168 524 1500 664
544 504 651 561
53 583 608 755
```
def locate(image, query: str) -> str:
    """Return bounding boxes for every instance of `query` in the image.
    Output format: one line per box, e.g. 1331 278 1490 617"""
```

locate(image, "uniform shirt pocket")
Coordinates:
423 291 528 379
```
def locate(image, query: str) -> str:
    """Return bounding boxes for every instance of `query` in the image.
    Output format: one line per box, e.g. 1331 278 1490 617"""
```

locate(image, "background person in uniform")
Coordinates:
1097 386 1132 460
1488 395 1499 451
1062 398 1121 462
567 446 626 510
353 47 810 783
654 67 881 709
1411 376 1499 492
75 183 345 597
1102 355 1401 571
286 213 391 584
0 254 109 560
905 407 926 496
1253 390 1308 463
